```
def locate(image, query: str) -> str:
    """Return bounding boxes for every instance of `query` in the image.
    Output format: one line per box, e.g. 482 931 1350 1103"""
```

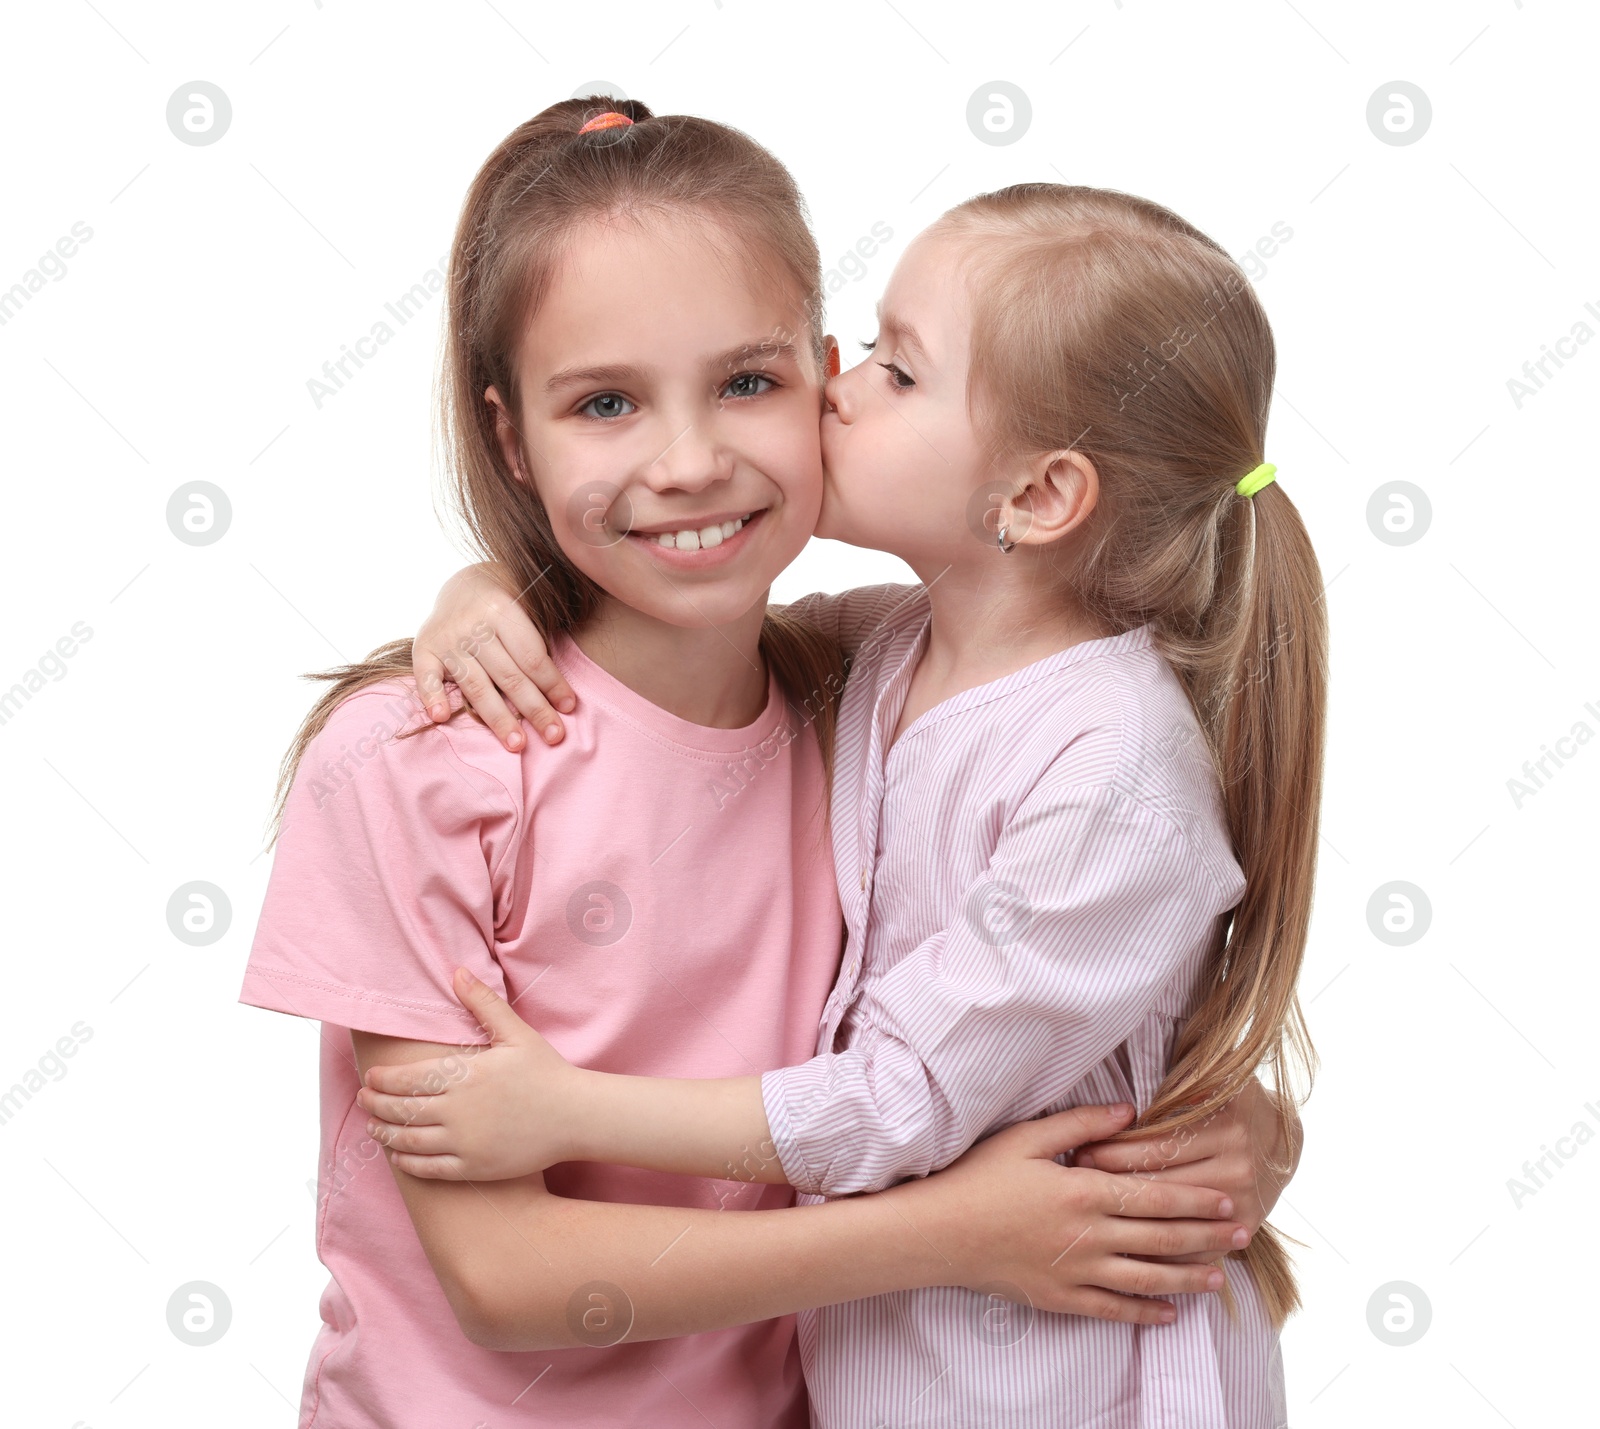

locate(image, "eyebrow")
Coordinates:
874 308 929 361
543 340 801 394
716 339 799 370
544 362 645 394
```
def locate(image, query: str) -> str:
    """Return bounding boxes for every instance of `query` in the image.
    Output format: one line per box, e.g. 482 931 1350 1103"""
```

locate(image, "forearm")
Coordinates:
763 1045 946 1195
777 583 915 660
451 1170 951 1351
568 1070 785 1184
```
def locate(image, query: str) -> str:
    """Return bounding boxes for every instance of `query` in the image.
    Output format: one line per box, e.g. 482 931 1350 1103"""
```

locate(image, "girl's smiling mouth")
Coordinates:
624 508 766 566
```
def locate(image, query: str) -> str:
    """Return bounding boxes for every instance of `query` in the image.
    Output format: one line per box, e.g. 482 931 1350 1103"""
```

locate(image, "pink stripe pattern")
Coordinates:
765 585 1287 1428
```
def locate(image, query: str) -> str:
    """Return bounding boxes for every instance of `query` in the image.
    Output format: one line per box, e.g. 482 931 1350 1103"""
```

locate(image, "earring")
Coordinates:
996 524 1016 554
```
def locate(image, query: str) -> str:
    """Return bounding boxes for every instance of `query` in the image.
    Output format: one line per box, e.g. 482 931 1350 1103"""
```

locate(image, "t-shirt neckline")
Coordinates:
551 630 792 756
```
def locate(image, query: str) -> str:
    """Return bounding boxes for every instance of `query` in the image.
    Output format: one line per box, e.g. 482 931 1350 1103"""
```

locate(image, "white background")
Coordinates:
2 1 1595 1425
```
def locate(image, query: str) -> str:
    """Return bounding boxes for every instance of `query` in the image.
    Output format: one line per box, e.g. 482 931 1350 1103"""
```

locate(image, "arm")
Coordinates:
558 1067 1308 1224
360 967 786 1184
779 583 919 660
411 563 915 751
241 683 1246 1335
352 1028 1250 1348
362 966 1294 1254
758 783 1244 1198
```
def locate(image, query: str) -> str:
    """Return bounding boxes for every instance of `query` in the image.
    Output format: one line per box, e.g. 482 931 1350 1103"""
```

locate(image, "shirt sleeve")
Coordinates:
239 684 521 1045
779 584 918 660
760 773 1239 1195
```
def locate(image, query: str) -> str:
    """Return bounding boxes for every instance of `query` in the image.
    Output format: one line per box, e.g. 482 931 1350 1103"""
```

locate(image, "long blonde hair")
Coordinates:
267 98 845 842
939 184 1327 1325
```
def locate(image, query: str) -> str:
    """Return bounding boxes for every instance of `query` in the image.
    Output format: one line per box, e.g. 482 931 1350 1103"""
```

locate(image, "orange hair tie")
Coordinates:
578 111 633 134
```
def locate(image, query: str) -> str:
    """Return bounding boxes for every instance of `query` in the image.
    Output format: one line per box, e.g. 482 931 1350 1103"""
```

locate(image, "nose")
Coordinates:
642 419 732 494
824 366 857 424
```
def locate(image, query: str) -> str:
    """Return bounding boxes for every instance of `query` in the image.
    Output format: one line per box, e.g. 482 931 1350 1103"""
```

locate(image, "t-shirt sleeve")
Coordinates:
239 684 521 1045
760 771 1241 1196
779 584 917 660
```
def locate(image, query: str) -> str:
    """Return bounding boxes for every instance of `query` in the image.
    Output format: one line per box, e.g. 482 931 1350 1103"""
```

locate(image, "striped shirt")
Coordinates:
765 584 1286 1429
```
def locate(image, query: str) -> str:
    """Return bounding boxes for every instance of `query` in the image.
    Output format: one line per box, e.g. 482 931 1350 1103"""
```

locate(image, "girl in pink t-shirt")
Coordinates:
246 97 1287 1429
370 182 1325 1425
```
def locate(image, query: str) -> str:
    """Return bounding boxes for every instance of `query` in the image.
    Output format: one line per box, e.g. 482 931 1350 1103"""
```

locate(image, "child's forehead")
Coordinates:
878 233 972 351
884 227 957 295
515 261 820 392
550 208 819 328
508 212 819 382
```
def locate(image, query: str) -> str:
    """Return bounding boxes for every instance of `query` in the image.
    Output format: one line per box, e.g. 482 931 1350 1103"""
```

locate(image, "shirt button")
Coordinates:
859 866 867 890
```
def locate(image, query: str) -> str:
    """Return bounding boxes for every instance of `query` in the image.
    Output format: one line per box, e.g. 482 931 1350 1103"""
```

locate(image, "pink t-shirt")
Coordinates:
239 632 844 1428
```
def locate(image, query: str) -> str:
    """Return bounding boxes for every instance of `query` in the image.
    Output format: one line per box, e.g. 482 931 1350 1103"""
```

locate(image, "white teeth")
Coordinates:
644 515 749 549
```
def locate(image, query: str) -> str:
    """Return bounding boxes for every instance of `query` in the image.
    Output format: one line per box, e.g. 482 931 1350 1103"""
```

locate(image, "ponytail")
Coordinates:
937 183 1329 1325
1133 479 1327 1325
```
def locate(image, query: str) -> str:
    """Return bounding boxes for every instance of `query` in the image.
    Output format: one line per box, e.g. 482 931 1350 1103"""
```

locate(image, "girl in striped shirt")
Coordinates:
368 181 1323 1426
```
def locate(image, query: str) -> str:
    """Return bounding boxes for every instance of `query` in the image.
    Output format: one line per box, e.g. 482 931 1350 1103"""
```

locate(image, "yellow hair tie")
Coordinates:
1235 463 1277 498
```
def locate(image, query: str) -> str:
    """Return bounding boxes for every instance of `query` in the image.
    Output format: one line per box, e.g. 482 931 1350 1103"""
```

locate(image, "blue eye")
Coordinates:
723 372 776 399
580 392 635 420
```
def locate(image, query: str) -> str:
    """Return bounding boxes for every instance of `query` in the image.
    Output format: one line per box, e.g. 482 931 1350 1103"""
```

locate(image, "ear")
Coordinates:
823 333 841 380
484 384 530 488
1002 450 1099 548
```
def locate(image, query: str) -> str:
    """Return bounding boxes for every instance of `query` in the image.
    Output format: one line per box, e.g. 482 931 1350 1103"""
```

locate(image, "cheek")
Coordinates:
846 410 983 544
540 486 619 586
527 448 638 583
834 409 921 503
749 407 824 517
531 421 654 534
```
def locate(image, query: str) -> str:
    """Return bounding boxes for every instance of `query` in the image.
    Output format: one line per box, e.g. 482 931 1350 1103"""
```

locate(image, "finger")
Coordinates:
470 636 568 746
1086 1160 1227 1190
1091 1256 1229 1299
489 616 576 718
1101 1159 1267 1233
445 652 527 751
1102 1216 1250 1260
1079 1119 1231 1173
1079 1138 1224 1176
411 647 454 722
366 1119 455 1155
1161 1117 1248 1167
358 1087 446 1127
454 967 532 1045
1045 1286 1177 1326
360 1057 466 1098
385 1149 471 1181
1036 1280 1177 1324
1093 1172 1235 1221
1014 1103 1137 1157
